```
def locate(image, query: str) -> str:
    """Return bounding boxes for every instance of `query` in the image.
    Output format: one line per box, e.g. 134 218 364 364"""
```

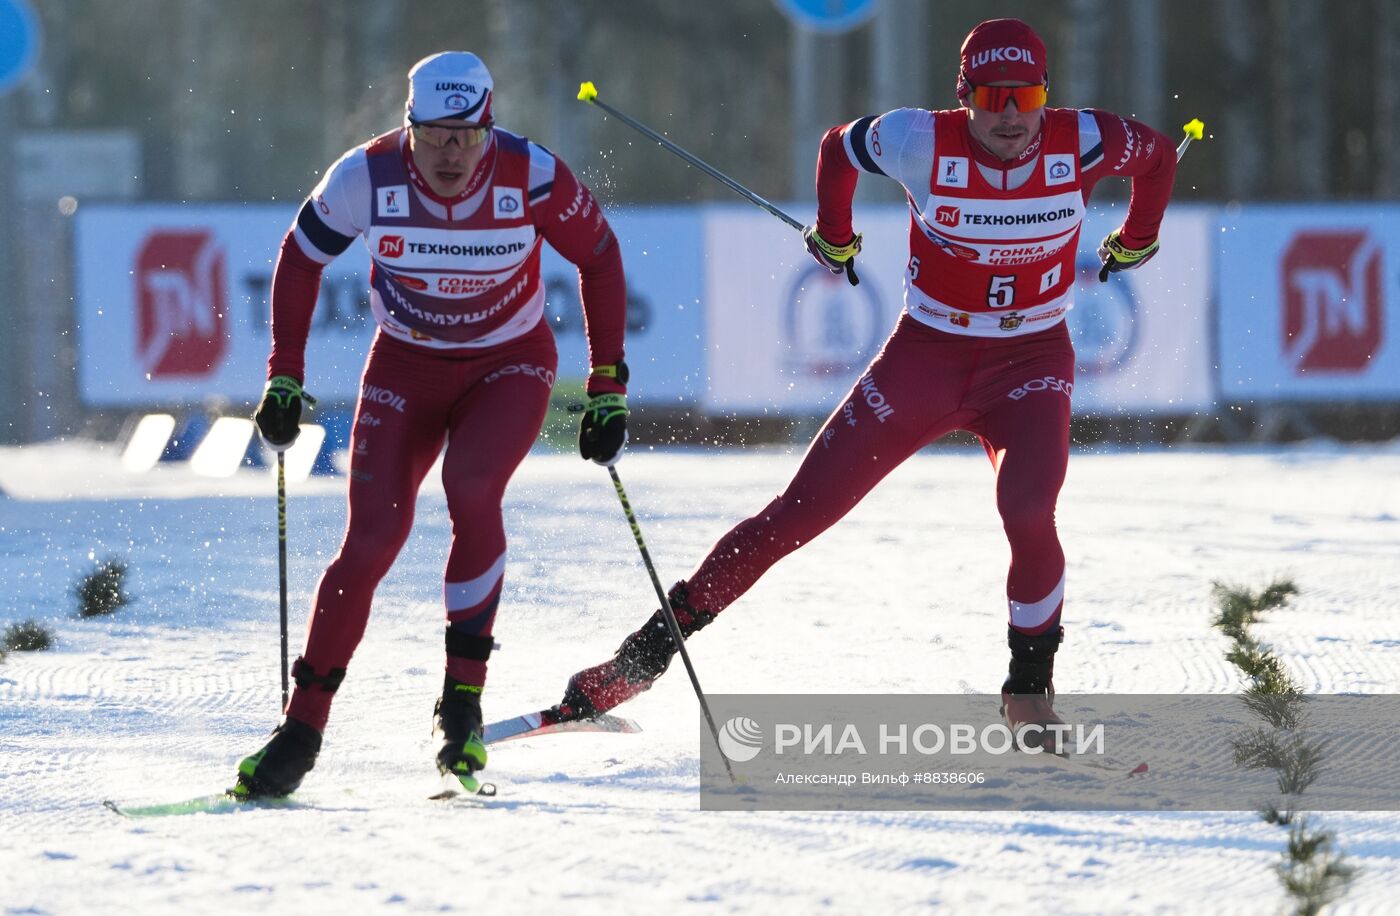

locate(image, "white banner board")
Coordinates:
702 204 1216 416
74 205 705 407
75 205 372 408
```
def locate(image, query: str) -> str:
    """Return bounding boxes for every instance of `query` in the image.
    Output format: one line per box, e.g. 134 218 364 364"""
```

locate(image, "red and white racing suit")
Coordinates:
267 127 625 729
677 105 1175 639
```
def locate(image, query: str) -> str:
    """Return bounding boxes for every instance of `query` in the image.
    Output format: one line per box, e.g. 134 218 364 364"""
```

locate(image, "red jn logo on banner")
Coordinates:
135 230 228 378
1281 230 1383 373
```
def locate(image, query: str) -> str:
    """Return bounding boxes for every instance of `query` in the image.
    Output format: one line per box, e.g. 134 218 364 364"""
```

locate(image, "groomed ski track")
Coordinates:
3 442 1399 914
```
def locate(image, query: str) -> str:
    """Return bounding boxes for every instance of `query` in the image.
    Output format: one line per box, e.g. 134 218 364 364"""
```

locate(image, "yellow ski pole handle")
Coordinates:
1176 118 1205 161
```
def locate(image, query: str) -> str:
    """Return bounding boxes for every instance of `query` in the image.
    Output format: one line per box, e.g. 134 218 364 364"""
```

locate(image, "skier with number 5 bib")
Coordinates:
234 52 631 798
554 19 1177 742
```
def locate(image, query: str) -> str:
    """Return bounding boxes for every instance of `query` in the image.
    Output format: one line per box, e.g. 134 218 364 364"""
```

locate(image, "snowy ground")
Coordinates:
2 438 1399 914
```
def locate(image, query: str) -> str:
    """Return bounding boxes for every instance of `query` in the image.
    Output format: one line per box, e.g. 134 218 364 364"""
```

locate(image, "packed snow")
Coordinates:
2 438 1399 914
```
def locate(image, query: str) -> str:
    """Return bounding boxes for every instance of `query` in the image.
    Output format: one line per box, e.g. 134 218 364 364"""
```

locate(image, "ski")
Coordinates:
429 773 498 801
482 708 641 744
103 791 295 818
1048 751 1149 777
428 710 639 800
999 704 1146 778
105 712 639 816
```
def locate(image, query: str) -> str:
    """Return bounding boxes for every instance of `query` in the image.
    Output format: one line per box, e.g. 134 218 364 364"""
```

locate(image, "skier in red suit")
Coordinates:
557 19 1177 745
235 52 631 797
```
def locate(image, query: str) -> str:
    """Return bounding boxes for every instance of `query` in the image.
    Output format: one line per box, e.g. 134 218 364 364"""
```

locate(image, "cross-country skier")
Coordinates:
554 18 1177 742
234 52 630 797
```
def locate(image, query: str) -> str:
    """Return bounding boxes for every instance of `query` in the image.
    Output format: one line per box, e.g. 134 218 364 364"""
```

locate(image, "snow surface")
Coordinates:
3 439 1399 914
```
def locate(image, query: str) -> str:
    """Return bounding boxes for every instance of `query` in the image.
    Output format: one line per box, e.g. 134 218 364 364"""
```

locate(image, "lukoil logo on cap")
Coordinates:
968 46 1037 68
407 52 493 124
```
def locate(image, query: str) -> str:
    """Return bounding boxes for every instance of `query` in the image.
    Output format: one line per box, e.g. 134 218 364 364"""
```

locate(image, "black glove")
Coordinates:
1097 230 1160 282
577 393 628 466
254 375 315 451
802 225 862 286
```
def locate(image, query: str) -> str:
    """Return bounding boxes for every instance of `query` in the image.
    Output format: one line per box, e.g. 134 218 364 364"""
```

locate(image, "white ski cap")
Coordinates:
405 52 494 124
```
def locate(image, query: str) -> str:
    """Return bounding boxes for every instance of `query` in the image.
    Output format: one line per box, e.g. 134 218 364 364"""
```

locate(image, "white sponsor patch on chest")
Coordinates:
493 187 524 219
377 185 410 218
1044 154 1076 186
936 156 969 188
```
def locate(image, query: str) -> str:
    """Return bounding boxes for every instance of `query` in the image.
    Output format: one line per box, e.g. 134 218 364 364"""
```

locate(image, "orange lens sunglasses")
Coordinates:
969 84 1048 113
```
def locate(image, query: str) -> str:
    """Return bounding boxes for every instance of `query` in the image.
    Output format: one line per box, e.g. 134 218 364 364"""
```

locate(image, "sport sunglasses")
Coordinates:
969 84 1048 113
409 120 494 148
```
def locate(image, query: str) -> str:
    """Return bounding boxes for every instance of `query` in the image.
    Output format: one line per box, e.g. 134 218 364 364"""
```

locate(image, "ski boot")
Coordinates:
232 717 323 799
999 625 1066 753
231 657 342 799
435 674 489 794
555 582 715 721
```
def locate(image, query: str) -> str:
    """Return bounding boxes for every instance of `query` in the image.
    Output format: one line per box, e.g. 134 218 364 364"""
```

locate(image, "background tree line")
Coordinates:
1 0 1396 443
16 0 1400 205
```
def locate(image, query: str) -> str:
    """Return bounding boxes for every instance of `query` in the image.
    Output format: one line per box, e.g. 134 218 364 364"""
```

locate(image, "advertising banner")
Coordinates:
1071 206 1214 414
542 206 704 400
76 205 370 407
701 204 909 415
702 204 1215 416
1218 205 1400 400
74 205 704 407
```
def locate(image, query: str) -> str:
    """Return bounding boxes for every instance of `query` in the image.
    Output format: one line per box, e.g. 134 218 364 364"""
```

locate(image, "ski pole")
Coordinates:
1099 118 1205 282
606 466 737 785
277 451 290 712
577 81 858 287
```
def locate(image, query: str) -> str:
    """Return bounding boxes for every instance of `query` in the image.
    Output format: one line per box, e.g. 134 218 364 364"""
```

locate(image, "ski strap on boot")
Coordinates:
291 657 347 693
1005 626 1064 694
445 627 496 661
627 582 716 668
668 581 716 637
